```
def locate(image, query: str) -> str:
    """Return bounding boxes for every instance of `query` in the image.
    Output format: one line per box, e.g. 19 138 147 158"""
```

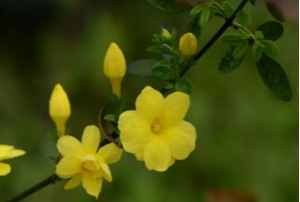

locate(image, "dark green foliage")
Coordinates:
256 21 283 41
266 2 285 22
175 78 193 94
219 46 245 73
256 54 291 101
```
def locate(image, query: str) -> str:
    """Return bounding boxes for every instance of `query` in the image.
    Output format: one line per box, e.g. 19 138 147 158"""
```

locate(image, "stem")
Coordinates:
7 175 58 202
179 0 249 77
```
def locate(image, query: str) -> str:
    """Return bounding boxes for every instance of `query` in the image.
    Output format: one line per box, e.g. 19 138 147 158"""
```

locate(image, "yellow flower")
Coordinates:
49 84 71 135
118 86 196 172
179 32 197 60
0 145 25 176
161 28 171 39
55 125 123 199
104 43 126 98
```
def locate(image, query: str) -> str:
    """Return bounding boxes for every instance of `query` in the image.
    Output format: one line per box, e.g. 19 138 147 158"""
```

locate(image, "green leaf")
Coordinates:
152 60 172 80
199 7 210 26
223 1 234 17
256 21 283 41
105 88 119 103
104 114 117 123
249 0 256 5
256 54 291 101
254 31 264 40
48 130 59 143
146 0 187 13
219 46 245 73
127 59 158 76
147 46 168 54
266 2 285 22
252 43 263 61
221 33 243 45
186 16 201 38
233 40 249 59
236 10 251 26
163 82 174 89
260 40 280 58
175 78 193 94
190 4 207 15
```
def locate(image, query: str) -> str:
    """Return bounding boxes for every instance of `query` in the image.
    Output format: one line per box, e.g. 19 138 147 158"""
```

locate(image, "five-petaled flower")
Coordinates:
0 145 25 176
104 42 126 98
55 125 123 198
118 86 197 172
49 83 71 135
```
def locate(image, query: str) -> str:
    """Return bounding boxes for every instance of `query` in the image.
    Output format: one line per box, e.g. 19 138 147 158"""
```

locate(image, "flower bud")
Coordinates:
49 84 71 134
179 32 197 60
161 28 171 40
104 43 126 98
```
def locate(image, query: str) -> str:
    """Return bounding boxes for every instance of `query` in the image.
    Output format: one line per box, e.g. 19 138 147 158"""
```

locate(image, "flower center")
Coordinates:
151 124 161 134
81 154 100 172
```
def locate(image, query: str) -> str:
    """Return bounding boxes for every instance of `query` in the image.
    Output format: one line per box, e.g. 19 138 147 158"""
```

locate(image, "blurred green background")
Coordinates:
0 0 298 201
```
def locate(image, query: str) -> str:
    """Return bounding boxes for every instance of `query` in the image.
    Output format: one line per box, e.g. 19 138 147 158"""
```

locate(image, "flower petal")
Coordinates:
81 125 100 154
169 158 175 167
134 152 144 161
82 170 103 199
99 161 112 182
163 92 190 127
97 143 123 164
0 162 11 176
56 155 82 178
0 145 14 160
144 138 171 172
135 86 165 122
64 174 82 190
119 115 153 153
118 111 139 131
7 149 25 159
57 136 83 157
164 124 196 160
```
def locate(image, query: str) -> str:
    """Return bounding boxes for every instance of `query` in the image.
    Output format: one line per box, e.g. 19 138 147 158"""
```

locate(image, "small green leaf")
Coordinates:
105 88 119 103
256 21 283 41
233 40 249 59
256 54 291 101
175 78 193 94
152 61 172 80
48 130 59 143
146 0 187 13
260 40 280 58
255 31 264 40
199 7 210 26
221 33 244 45
223 1 234 17
163 82 174 89
236 29 249 38
190 4 207 15
127 59 158 76
147 45 168 54
104 114 117 123
236 10 251 26
266 2 285 22
219 46 245 73
252 43 263 61
249 0 256 5
186 16 201 38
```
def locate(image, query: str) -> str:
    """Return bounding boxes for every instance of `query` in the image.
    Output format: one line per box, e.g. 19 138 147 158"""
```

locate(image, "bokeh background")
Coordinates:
0 0 298 201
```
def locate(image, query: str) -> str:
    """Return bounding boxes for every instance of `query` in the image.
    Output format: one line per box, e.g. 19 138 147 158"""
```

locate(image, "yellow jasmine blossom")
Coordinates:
161 28 171 39
104 43 126 98
0 145 25 176
118 86 196 172
49 84 71 134
55 125 123 199
179 32 197 60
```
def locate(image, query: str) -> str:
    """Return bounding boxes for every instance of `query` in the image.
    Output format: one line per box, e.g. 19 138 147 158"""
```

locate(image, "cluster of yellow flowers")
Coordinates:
0 30 197 199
